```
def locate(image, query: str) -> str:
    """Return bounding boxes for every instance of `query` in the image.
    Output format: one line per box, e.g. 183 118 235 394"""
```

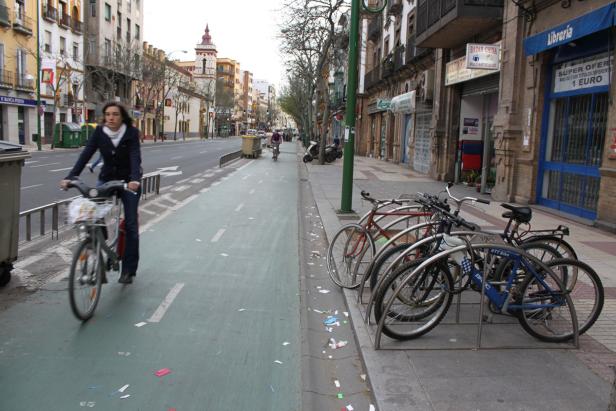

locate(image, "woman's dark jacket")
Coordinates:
65 125 142 183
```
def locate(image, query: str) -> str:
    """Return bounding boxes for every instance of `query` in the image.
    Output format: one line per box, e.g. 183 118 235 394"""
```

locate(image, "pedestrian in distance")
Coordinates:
89 154 103 173
60 102 143 285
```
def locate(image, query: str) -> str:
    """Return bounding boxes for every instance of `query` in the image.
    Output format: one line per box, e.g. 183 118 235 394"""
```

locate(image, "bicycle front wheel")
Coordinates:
327 224 375 289
69 238 103 321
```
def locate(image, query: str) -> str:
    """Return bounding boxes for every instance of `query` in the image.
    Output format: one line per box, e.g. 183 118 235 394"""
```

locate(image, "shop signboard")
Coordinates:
553 52 613 94
446 57 499 86
376 99 391 111
0 96 42 107
466 44 500 70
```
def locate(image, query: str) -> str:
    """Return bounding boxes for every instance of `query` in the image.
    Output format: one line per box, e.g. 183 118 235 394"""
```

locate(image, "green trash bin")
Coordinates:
54 122 82 148
0 141 30 286
81 123 97 145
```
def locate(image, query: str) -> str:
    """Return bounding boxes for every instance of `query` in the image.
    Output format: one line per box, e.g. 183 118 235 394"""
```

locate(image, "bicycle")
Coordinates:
66 180 129 321
327 191 433 289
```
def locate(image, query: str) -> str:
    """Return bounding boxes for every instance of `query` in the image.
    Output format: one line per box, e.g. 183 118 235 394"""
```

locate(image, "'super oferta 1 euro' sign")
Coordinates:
553 52 613 93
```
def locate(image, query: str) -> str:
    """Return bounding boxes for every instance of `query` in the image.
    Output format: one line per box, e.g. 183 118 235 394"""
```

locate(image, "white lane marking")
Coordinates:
25 160 39 165
172 185 190 192
171 156 183 160
147 283 185 323
199 187 210 193
199 150 207 154
21 184 43 190
258 180 263 184
235 203 244 212
249 189 255 195
49 167 73 172
29 162 60 168
212 181 220 186
211 229 226 243
176 177 190 184
190 178 204 184
237 160 254 171
139 208 157 216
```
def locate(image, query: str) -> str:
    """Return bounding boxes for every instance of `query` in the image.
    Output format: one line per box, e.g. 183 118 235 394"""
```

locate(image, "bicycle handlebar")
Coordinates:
445 182 490 209
67 179 131 198
360 190 403 206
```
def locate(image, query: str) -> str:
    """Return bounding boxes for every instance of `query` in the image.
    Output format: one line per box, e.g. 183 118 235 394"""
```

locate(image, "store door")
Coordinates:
379 114 387 159
0 107 4 140
401 114 412 164
538 93 607 219
17 107 25 145
413 111 432 174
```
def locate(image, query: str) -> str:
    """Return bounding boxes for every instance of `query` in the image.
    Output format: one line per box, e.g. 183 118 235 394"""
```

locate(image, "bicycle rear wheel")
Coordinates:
327 224 375 289
516 264 576 342
69 238 103 321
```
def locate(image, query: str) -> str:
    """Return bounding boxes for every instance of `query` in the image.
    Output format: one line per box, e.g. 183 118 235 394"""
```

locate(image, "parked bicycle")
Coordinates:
65 180 129 321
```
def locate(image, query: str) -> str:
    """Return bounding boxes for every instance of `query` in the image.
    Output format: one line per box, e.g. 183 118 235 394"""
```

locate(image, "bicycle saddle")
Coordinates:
501 203 532 223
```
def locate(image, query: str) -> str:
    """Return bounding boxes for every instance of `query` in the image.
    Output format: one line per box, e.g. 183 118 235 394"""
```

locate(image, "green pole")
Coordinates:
36 0 41 151
340 0 360 212
340 0 386 212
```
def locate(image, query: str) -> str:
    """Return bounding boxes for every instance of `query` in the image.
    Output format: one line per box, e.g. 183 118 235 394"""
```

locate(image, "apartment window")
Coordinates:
44 31 52 53
126 0 131 12
91 3 96 17
72 83 78 99
73 42 79 60
104 38 111 60
135 24 140 40
117 11 121 26
60 37 66 56
59 1 67 17
0 44 4 76
16 48 26 78
104 3 111 21
126 18 131 42
15 0 24 19
89 39 96 54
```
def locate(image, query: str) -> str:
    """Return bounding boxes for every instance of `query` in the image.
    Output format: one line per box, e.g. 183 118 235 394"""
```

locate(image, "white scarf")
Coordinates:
103 124 127 148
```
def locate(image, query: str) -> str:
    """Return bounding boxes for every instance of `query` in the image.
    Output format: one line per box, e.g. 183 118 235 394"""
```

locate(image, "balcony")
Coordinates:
367 15 382 42
0 4 10 27
12 11 33 35
72 18 83 34
406 34 431 63
416 0 503 48
42 4 58 22
59 13 71 29
364 66 381 90
15 73 34 91
0 71 13 89
393 45 406 71
381 54 395 79
388 0 402 16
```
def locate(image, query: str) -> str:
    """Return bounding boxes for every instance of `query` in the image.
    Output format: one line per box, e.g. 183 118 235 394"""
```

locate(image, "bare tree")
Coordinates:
279 0 347 163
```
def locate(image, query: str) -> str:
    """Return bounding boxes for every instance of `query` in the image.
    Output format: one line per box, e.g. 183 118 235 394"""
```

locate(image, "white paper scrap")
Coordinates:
343 312 349 317
195 238 202 242
346 405 354 411
334 380 340 388
118 384 129 393
369 405 376 411
318 289 331 294
120 395 130 399
274 360 283 364
282 342 290 346
360 374 367 381
238 308 247 312
313 309 324 314
220 253 229 257
134 322 147 328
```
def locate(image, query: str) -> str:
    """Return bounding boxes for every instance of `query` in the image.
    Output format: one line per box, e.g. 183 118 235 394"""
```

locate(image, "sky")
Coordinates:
144 0 287 89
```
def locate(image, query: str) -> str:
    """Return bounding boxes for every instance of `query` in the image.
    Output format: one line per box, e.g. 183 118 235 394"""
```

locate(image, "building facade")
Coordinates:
39 0 84 141
83 0 143 121
0 0 38 144
241 69 253 131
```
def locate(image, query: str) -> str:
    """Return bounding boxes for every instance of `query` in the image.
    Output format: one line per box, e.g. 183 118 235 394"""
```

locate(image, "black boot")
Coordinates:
118 273 133 284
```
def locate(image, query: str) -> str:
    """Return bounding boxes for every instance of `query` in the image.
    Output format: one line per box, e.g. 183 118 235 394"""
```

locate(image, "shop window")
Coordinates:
104 3 111 21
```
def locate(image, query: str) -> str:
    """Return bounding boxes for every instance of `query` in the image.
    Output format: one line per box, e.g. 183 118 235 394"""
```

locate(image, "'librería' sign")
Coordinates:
553 52 613 93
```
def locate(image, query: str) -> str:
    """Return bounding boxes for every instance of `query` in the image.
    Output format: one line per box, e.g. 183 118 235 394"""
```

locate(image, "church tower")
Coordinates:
194 24 217 94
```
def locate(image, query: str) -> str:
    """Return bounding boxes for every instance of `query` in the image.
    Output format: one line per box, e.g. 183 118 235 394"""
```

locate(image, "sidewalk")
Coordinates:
303 146 616 410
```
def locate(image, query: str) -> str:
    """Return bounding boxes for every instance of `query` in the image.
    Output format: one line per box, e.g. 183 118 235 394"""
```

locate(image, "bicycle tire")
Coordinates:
327 224 375 289
543 258 603 336
493 242 563 286
516 261 577 342
69 238 103 321
373 258 453 340
522 235 577 261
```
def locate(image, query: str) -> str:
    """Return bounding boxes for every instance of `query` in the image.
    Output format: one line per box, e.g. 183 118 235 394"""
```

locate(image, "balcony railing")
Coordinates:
364 66 380 90
416 0 504 48
72 18 83 33
0 71 13 88
388 0 402 15
13 10 33 35
381 54 395 79
15 73 34 91
393 45 406 71
406 34 431 63
59 13 71 28
42 4 58 22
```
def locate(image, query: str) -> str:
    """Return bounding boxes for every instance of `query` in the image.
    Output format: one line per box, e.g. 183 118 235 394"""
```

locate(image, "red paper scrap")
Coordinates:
155 368 171 377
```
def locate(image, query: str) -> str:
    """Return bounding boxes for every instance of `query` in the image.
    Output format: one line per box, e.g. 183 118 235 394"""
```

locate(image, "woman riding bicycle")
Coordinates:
60 102 142 284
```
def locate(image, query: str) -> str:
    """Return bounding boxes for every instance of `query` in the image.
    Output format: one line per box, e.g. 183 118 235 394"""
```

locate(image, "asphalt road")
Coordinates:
19 137 243 212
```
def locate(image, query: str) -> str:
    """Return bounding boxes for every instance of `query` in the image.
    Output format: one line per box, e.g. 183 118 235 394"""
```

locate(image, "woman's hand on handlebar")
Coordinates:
59 179 71 190
127 181 140 192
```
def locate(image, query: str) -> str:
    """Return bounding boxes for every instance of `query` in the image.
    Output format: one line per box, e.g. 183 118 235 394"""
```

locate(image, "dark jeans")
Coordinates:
120 188 141 275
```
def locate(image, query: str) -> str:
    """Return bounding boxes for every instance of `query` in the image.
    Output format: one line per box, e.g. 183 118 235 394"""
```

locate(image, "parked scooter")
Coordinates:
303 140 343 163
302 140 319 163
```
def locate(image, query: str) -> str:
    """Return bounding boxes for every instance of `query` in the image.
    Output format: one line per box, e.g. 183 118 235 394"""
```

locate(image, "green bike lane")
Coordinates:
0 153 301 410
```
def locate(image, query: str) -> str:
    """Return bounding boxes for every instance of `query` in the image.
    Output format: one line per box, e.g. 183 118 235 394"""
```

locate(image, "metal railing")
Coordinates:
42 4 58 22
0 70 13 88
13 10 33 34
59 13 71 28
393 45 406 71
219 150 242 168
72 18 83 33
19 173 161 243
15 73 34 91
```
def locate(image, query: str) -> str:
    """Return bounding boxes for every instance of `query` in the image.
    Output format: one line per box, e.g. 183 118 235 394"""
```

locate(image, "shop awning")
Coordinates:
389 91 416 114
524 3 616 56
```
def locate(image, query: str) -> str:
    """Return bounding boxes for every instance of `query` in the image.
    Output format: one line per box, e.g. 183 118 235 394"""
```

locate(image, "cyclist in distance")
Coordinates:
60 102 143 285
271 130 282 159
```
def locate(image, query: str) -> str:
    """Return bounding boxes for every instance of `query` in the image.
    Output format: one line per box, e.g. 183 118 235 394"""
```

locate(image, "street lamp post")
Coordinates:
35 0 41 150
340 0 387 213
